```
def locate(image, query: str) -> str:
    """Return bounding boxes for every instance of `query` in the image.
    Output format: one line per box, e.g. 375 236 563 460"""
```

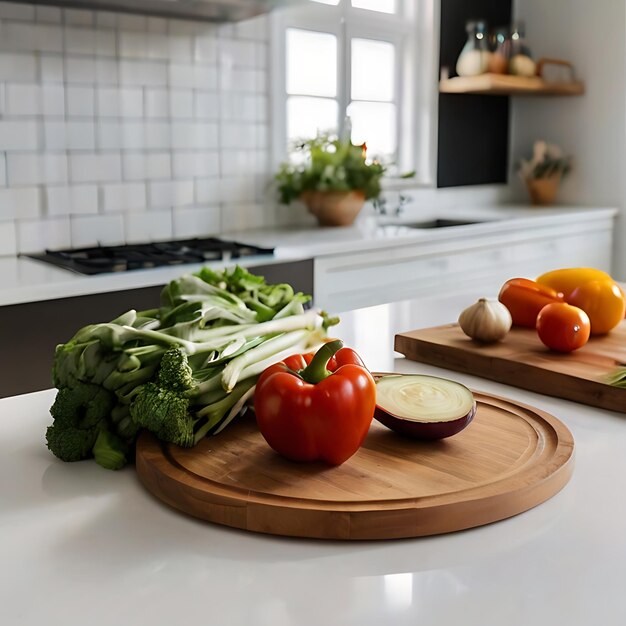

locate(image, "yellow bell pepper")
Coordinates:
536 267 614 299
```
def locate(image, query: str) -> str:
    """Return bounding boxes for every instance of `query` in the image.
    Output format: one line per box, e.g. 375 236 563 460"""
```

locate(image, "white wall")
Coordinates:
0 2 271 255
510 0 626 278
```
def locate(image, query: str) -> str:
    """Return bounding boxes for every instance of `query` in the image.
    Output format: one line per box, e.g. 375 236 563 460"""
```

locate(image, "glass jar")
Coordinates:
488 27 510 74
456 19 491 77
509 20 536 76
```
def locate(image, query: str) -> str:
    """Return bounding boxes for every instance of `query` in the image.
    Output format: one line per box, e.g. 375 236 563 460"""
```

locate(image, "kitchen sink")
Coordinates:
392 218 487 229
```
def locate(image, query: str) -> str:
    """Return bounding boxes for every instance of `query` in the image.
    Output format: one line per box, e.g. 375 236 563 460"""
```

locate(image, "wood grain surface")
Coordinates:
135 390 574 540
395 323 626 413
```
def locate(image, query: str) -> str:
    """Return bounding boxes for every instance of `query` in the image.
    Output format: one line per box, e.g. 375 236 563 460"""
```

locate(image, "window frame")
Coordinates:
269 0 438 187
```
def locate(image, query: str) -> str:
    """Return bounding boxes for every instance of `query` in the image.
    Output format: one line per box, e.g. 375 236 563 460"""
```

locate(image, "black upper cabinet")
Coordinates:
437 0 513 188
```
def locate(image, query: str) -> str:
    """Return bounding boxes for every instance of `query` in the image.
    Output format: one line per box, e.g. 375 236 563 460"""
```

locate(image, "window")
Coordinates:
271 0 435 182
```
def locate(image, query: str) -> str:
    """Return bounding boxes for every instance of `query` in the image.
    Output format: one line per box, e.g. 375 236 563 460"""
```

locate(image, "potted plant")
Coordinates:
518 141 572 206
275 133 385 226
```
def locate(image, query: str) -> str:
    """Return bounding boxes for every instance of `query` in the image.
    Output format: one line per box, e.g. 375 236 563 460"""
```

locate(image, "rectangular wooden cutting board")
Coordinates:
395 322 626 413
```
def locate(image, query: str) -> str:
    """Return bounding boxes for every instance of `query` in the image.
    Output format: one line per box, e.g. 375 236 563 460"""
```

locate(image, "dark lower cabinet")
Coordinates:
1 259 313 398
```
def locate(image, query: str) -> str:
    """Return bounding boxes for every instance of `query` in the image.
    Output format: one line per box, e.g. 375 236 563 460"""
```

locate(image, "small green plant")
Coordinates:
518 140 572 181
275 134 386 204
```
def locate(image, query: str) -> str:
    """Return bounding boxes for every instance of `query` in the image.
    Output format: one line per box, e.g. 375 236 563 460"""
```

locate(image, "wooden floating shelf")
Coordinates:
440 73 585 96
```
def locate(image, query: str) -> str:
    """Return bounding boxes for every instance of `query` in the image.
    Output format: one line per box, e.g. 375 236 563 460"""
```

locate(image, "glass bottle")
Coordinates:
456 20 491 77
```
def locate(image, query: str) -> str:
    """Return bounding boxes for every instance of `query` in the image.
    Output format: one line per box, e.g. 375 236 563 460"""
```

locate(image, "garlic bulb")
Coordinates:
458 298 512 343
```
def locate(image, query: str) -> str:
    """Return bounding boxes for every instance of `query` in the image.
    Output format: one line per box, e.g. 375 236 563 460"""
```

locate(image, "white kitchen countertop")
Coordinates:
2 287 626 626
0 204 616 307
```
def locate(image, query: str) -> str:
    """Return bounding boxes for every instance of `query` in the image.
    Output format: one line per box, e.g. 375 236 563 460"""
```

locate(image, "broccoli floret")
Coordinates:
130 382 196 447
157 346 194 392
46 383 118 464
92 430 129 471
46 423 100 462
130 347 254 448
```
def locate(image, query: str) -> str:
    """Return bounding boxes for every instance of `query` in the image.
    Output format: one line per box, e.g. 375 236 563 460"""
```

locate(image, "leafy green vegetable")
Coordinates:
45 265 335 470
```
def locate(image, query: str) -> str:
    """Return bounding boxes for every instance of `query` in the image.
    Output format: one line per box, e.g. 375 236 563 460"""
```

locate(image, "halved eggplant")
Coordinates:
375 374 476 440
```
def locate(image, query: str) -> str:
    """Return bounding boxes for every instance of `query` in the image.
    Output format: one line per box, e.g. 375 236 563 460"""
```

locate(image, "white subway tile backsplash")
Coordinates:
148 180 194 208
0 187 40 220
6 83 42 115
46 185 98 216
169 63 217 90
18 217 71 253
66 85 94 116
95 11 118 29
220 122 256 150
173 151 219 178
0 52 37 81
120 60 167 86
117 13 147 32
45 121 95 151
42 84 65 115
8 154 68 185
195 35 217 64
69 153 122 183
0 221 17 255
147 17 167 35
172 205 220 238
70 214 124 247
0 5 275 253
0 120 39 150
195 91 219 120
0 22 63 53
220 93 259 122
221 203 270 232
64 9 94 27
218 177 255 205
220 150 253 177
144 122 171 149
0 2 35 21
96 58 118 84
219 40 256 68
171 122 217 149
102 182 147 212
169 90 193 118
125 209 172 243
145 88 169 118
123 153 171 180
234 15 268 42
40 55 64 83
195 178 220 204
35 6 62 23
97 87 143 117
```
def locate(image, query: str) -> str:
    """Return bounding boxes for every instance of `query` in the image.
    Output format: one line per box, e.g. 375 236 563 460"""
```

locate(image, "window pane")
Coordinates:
351 0 396 14
351 38 395 102
348 101 396 158
287 29 337 97
288 96 338 143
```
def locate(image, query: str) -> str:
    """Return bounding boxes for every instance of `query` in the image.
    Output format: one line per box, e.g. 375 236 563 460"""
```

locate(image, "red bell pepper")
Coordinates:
254 339 376 465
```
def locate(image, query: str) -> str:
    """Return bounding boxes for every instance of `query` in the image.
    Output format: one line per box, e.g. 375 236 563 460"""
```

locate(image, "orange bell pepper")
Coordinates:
498 277 564 328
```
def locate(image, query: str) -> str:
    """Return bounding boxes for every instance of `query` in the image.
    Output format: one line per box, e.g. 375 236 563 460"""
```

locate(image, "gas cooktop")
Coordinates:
24 237 275 276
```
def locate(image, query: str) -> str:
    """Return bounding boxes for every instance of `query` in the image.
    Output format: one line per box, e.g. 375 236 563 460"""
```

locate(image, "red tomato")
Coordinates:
536 303 591 352
498 278 564 327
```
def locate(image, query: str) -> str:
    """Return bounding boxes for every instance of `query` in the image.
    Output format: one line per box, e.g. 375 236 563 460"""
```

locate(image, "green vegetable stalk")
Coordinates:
45 265 336 470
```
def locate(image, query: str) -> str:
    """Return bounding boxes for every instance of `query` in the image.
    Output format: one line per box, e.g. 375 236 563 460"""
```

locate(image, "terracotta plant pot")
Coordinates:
301 190 366 227
525 174 562 206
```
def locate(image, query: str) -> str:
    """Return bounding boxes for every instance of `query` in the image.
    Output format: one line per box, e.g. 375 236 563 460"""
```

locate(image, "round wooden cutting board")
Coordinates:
135 391 574 540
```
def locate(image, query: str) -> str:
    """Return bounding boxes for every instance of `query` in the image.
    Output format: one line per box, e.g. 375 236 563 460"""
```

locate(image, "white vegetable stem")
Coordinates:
221 329 312 392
